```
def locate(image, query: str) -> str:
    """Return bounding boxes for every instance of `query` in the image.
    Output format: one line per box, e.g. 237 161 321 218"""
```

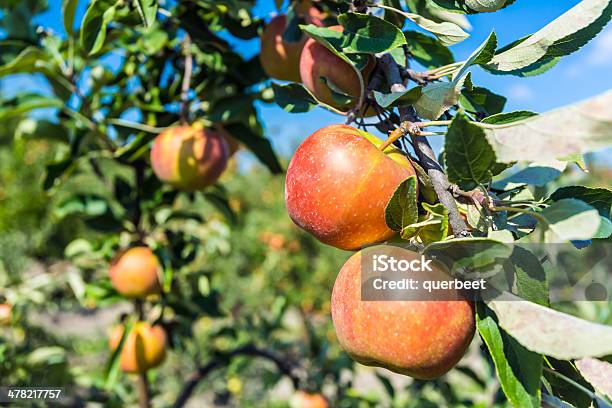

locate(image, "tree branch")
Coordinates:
180 33 193 124
172 344 300 408
378 54 469 236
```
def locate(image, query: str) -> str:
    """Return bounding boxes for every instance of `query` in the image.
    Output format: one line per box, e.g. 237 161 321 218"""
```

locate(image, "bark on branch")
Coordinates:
378 54 469 236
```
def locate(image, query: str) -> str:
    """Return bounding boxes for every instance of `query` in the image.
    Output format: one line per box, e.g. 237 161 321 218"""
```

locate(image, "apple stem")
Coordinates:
378 53 470 237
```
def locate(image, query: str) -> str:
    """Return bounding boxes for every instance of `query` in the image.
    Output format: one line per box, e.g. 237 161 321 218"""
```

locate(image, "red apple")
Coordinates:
285 125 416 250
150 124 228 191
260 15 307 83
109 322 167 373
331 251 475 379
109 247 161 298
0 303 12 325
299 26 373 113
290 391 329 408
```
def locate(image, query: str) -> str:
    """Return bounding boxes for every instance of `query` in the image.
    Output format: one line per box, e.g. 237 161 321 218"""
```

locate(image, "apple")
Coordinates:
285 125 416 250
0 303 12 325
150 124 229 191
215 124 240 156
299 26 373 113
295 1 327 27
109 321 167 373
331 251 475 379
260 15 307 83
109 247 161 298
290 391 328 408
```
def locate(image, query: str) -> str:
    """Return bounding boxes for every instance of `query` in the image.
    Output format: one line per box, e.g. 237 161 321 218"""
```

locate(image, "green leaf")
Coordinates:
300 24 369 69
0 46 49 77
401 202 449 244
445 112 499 190
104 322 132 389
387 7 469 45
453 30 497 81
486 0 612 74
429 0 517 14
539 199 602 242
385 176 419 231
460 86 506 117
504 246 549 306
134 0 157 27
549 186 612 218
371 87 422 108
0 93 63 121
414 31 496 120
481 110 537 124
404 30 454 70
272 83 318 113
477 303 542 408
338 13 407 54
203 185 238 225
488 293 612 359
382 0 406 28
62 0 79 36
478 90 612 163
414 81 461 120
223 123 282 174
80 0 117 55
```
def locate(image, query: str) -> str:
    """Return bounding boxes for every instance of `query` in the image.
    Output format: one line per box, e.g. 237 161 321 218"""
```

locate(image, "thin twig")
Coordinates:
180 34 193 124
378 53 469 236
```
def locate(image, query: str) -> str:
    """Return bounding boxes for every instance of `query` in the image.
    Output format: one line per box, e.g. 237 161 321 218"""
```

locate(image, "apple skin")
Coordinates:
290 391 329 408
331 251 475 379
0 303 12 325
109 322 167 373
259 15 307 83
299 26 373 113
285 125 416 251
109 247 161 298
150 125 229 191
295 1 327 27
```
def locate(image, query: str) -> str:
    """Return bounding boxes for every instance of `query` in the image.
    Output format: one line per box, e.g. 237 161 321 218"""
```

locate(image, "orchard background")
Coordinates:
0 0 611 407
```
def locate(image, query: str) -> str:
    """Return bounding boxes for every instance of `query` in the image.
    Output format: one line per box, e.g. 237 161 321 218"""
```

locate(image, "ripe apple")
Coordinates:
109 247 161 298
109 322 167 373
0 303 12 325
150 124 229 191
290 391 328 408
299 26 373 113
331 251 475 379
285 125 416 250
260 15 307 83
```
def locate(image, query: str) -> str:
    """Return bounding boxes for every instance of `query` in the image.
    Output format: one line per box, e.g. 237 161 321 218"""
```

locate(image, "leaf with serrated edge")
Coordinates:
576 358 612 398
479 90 612 163
487 0 612 72
488 292 612 359
338 13 407 54
445 112 497 189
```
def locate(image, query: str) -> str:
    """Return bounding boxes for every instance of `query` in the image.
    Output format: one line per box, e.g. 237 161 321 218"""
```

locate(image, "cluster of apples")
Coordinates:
105 122 238 373
260 1 372 114
285 125 476 379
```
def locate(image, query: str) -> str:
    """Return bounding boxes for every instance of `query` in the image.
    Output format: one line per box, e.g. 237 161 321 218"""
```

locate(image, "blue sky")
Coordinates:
14 0 612 159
